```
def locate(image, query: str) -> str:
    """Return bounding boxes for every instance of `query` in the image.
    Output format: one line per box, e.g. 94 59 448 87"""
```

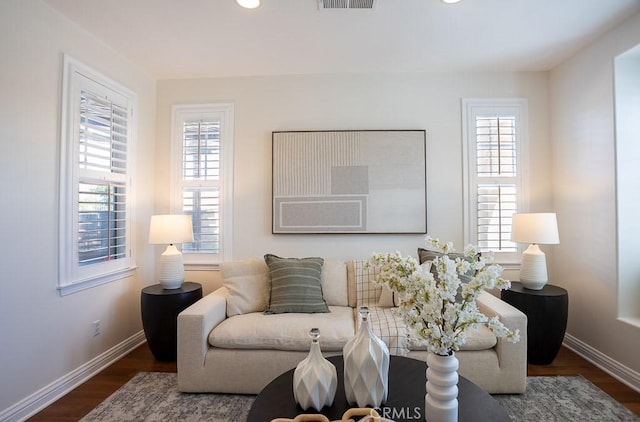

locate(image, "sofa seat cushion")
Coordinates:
408 324 497 351
209 306 354 352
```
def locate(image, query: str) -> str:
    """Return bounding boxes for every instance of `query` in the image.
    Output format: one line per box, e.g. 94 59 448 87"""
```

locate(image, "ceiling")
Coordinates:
43 0 640 80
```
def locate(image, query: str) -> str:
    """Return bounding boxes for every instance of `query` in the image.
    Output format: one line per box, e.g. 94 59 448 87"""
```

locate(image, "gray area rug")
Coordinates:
81 372 639 422
494 376 639 421
81 372 254 422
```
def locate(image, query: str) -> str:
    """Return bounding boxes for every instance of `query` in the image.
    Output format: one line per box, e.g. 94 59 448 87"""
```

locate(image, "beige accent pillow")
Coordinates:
321 260 348 307
353 260 382 307
221 258 270 316
347 261 357 308
377 284 397 307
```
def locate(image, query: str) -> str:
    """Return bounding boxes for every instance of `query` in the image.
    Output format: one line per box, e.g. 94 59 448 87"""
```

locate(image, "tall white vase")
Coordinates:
293 328 337 411
425 351 459 422
343 307 390 408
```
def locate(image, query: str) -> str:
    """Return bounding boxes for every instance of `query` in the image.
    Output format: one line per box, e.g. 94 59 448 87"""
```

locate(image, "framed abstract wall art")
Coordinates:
272 130 427 234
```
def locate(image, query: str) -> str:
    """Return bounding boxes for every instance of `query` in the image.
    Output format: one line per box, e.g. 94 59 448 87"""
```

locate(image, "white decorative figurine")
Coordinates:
343 306 390 408
293 328 338 411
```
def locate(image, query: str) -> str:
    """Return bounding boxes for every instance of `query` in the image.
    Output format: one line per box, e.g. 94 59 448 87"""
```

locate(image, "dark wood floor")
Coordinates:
28 344 640 421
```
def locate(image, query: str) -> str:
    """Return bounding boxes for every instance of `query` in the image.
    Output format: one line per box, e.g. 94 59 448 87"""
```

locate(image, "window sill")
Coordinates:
497 262 520 271
58 266 137 296
617 317 640 329
185 263 220 272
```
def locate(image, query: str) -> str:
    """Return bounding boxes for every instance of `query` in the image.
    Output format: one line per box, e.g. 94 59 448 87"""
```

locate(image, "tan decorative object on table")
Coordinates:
271 407 394 422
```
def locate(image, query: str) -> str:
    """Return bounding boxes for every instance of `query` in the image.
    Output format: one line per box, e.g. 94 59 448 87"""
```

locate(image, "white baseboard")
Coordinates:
0 331 146 422
563 333 640 393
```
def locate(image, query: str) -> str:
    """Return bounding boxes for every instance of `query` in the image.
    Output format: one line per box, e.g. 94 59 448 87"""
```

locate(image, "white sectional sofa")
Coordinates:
177 256 527 395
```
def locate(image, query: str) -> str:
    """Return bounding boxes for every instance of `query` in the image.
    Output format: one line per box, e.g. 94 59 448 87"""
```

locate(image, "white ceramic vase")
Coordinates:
293 328 337 411
425 351 459 422
343 306 390 408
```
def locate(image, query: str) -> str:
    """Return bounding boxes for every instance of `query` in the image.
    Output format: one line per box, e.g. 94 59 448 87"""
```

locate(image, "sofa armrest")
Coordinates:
177 287 228 384
477 290 528 393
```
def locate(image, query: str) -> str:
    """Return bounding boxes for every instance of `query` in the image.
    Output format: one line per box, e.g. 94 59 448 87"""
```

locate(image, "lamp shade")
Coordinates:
511 213 559 245
149 214 194 245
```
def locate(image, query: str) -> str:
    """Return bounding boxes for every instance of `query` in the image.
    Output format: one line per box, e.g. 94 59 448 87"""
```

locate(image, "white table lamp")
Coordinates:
511 213 559 290
149 214 194 289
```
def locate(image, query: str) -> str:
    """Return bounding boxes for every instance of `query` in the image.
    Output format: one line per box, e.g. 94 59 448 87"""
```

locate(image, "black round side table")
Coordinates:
141 282 203 361
501 282 568 365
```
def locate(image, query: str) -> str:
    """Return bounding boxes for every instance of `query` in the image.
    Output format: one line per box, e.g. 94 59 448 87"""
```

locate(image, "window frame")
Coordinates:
171 103 234 269
462 98 529 265
58 55 137 296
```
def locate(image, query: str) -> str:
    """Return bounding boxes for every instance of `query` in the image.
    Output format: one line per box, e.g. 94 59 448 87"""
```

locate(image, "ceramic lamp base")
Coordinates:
159 244 185 289
519 244 548 290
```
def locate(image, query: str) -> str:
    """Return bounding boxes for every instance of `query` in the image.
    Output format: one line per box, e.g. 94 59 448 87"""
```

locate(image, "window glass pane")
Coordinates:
182 121 220 181
78 181 127 265
182 187 220 254
79 89 128 175
477 184 517 253
476 116 516 177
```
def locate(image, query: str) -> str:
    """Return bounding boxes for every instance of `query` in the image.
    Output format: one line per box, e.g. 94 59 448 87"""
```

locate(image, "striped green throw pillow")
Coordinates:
264 254 329 314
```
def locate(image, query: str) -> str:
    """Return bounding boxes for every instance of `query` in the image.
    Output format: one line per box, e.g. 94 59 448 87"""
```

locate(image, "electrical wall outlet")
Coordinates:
93 320 101 337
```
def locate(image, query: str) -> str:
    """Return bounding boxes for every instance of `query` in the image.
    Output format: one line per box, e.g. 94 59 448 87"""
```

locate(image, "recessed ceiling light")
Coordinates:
442 0 462 3
236 0 260 8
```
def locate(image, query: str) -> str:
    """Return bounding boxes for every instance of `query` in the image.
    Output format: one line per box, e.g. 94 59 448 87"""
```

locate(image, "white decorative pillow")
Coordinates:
221 258 270 316
321 260 348 307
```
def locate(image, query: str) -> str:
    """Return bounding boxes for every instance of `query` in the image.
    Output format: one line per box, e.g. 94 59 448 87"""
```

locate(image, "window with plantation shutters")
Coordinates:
463 99 529 263
172 104 234 266
59 55 137 295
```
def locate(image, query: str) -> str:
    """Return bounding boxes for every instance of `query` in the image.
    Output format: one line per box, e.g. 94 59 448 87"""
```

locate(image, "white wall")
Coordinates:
549 11 640 377
157 71 552 291
0 1 157 419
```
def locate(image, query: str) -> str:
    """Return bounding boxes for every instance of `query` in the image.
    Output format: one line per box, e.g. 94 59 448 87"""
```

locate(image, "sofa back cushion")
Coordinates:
221 258 270 317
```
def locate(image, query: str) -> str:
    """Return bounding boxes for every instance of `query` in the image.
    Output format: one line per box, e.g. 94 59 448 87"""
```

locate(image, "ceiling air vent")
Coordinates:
319 0 377 9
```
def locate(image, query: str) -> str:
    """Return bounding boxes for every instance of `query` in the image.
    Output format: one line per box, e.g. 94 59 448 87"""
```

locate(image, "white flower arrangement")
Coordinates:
367 236 520 356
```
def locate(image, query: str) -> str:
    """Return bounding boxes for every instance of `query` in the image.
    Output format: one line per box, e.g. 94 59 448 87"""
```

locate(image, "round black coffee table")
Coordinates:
247 355 510 422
